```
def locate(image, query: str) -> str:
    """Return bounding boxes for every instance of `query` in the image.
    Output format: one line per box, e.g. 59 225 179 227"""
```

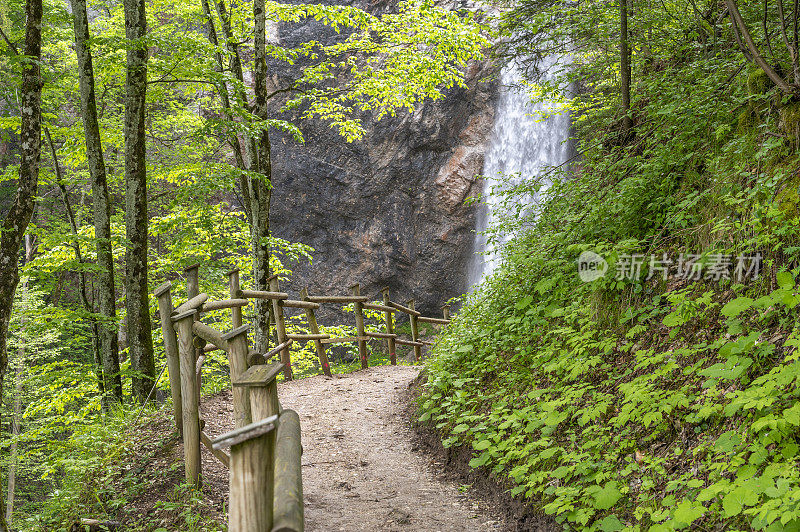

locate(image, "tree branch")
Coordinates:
0 26 19 56
726 0 796 93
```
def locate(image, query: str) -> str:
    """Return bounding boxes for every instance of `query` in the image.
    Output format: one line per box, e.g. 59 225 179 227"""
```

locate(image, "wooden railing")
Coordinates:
153 264 452 532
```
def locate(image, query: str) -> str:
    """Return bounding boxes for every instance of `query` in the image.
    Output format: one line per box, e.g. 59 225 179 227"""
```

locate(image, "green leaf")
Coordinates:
598 514 624 531
714 431 741 453
672 499 706 528
777 271 795 290
721 297 754 317
721 491 743 517
722 486 759 518
473 439 492 451
452 423 469 434
468 451 490 468
593 482 622 510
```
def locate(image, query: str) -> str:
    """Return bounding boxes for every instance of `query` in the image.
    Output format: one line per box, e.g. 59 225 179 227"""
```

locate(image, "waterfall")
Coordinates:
468 58 571 286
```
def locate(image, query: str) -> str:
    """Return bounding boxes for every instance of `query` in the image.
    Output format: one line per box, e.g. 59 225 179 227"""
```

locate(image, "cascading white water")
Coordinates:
468 58 571 285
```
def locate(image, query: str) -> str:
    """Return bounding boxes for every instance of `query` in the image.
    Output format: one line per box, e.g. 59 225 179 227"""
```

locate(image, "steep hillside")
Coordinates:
419 1 800 530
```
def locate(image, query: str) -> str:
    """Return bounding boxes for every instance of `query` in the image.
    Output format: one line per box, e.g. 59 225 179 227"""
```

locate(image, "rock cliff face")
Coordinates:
269 3 496 316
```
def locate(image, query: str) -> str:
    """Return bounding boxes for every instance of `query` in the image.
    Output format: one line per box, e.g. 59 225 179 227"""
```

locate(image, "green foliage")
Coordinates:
420 0 800 528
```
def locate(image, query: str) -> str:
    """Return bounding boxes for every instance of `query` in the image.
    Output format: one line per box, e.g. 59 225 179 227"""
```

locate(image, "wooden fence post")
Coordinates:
183 263 204 396
213 416 278 532
172 309 201 487
351 283 368 369
269 277 293 380
272 409 304 532
299 288 332 377
407 299 421 361
184 263 200 298
155 282 183 437
442 304 450 321
221 325 253 428
228 268 243 328
233 362 283 530
381 287 396 365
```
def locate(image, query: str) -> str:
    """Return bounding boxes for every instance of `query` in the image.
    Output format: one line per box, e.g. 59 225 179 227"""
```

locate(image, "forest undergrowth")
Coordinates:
419 2 800 530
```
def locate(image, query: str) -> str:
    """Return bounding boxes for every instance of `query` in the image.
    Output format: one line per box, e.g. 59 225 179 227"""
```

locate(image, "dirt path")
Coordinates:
201 365 507 531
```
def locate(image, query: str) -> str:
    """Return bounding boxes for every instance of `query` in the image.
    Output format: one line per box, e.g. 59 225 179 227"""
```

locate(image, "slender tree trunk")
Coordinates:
214 0 258 172
201 0 251 223
45 128 106 399
123 0 154 400
0 0 42 530
251 0 273 353
6 234 32 525
726 0 797 93
209 0 273 350
71 0 122 400
619 0 633 138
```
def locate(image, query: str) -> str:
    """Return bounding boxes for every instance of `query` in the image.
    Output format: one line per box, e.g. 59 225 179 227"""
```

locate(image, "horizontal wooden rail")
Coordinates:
320 336 369 344
395 338 424 347
264 339 293 360
193 321 229 352
387 301 421 316
212 414 278 451
362 302 396 313
417 316 450 325
173 293 209 314
365 331 397 339
306 295 368 303
287 333 330 341
201 430 230 467
201 298 249 312
280 299 320 310
240 289 289 300
272 409 303 532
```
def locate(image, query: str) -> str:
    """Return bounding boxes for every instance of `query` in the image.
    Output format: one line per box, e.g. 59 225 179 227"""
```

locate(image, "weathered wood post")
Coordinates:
269 276 293 381
212 415 278 532
407 299 422 361
351 283 368 369
442 304 451 321
154 282 183 436
184 263 200 298
273 409 304 532
235 363 283 420
381 287 397 365
299 288 332 377
228 268 243 328
231 362 283 530
221 325 254 428
184 263 204 396
172 309 201 487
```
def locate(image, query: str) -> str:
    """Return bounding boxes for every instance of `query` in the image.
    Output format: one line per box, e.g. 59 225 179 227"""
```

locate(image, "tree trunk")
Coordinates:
123 0 154 400
251 0 273 353
208 0 273 350
201 0 252 224
6 234 32 525
71 0 122 401
619 0 633 138
45 127 106 399
0 0 42 530
726 0 797 94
